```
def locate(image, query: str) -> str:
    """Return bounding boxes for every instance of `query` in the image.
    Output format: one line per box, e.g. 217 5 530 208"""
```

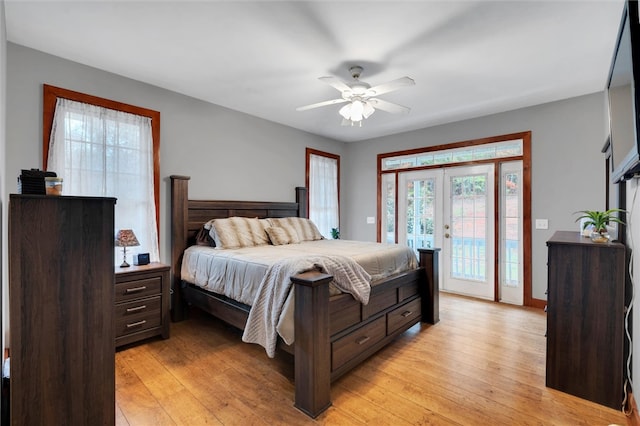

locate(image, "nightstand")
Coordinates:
115 262 170 348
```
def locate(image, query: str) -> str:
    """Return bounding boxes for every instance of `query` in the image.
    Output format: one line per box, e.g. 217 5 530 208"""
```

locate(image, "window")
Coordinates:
306 148 340 239
43 84 161 261
381 139 523 171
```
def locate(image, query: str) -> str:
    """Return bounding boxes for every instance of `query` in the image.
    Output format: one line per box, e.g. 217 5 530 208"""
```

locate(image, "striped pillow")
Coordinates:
269 217 324 241
265 225 301 245
209 217 270 249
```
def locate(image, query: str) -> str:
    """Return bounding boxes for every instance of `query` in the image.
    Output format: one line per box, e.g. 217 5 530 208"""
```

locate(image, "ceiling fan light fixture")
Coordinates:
362 101 375 119
341 118 362 127
339 99 372 123
350 100 364 121
297 65 415 127
338 103 352 120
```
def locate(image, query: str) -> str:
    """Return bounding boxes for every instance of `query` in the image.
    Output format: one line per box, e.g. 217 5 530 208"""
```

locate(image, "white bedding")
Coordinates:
181 239 418 304
180 239 418 355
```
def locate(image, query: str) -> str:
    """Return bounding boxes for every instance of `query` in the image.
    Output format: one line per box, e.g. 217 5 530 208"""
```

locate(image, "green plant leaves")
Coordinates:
574 208 626 231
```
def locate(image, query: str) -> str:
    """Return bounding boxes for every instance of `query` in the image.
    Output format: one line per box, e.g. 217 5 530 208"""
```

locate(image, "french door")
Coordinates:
398 164 501 301
443 165 495 299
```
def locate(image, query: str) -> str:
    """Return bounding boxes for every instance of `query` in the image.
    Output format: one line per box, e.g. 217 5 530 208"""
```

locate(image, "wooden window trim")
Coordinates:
42 84 161 237
305 148 340 224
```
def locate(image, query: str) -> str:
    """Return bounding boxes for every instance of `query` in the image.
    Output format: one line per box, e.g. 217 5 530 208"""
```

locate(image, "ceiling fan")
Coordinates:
296 66 415 126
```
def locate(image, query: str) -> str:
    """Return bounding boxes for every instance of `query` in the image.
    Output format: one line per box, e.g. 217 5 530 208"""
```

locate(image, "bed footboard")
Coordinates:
290 247 440 418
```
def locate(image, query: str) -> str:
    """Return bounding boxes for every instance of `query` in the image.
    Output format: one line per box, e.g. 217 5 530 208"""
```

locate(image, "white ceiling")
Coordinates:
4 0 626 142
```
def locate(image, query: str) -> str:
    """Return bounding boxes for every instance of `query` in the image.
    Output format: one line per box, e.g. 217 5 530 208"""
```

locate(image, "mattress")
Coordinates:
180 239 418 306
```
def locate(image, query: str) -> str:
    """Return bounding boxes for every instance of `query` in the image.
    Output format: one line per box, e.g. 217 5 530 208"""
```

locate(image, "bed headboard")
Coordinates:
169 175 307 319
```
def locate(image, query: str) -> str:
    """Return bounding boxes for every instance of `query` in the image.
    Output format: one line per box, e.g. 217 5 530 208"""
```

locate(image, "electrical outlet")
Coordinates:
366 216 375 224
535 219 549 230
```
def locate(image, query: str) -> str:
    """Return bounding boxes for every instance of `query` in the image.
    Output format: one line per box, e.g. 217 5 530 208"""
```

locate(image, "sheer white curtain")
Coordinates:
48 98 159 263
309 153 339 238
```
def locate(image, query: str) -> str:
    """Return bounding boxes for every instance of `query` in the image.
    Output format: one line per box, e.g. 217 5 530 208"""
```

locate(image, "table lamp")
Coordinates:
115 229 140 268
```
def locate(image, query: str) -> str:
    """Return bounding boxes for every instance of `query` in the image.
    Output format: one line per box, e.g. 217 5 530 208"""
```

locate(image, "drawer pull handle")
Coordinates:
356 336 370 345
126 320 147 328
401 310 412 317
125 286 147 294
126 305 147 313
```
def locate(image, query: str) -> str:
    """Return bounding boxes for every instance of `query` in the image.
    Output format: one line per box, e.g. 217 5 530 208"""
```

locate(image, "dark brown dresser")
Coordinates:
9 194 116 425
546 231 626 409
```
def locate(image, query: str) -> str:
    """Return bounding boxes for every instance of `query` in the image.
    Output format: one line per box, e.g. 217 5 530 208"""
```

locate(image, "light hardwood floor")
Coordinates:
116 293 628 425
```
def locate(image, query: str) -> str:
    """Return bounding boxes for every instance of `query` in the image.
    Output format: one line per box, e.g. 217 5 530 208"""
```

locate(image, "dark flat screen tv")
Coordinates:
608 0 640 183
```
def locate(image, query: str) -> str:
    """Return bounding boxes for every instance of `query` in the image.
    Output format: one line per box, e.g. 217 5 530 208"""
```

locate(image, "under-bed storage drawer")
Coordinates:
332 316 386 371
387 297 421 335
398 281 419 301
363 287 397 319
329 294 361 335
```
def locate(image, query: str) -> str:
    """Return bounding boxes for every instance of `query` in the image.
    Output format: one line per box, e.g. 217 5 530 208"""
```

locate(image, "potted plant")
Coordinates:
331 227 340 239
574 208 625 243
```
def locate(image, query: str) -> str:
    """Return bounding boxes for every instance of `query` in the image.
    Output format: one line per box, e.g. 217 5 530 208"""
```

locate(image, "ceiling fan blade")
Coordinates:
366 77 415 96
369 98 411 114
318 76 352 93
296 98 349 111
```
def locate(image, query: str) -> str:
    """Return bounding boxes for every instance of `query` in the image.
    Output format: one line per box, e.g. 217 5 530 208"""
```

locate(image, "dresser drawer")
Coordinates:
116 296 162 337
116 296 162 320
332 316 386 371
115 276 162 302
387 297 421 335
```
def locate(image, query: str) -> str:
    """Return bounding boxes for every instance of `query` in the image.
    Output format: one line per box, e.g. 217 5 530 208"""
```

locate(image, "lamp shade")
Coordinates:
338 100 375 123
115 229 140 247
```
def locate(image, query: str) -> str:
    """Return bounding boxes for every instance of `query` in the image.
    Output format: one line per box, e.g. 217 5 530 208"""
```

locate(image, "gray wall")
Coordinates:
5 42 344 271
343 93 607 301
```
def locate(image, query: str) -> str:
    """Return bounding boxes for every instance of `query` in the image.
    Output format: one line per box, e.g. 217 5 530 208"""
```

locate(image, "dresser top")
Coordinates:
10 193 117 202
115 262 170 276
547 231 625 249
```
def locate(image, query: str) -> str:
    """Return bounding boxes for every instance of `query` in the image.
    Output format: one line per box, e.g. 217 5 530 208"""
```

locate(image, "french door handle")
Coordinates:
445 233 450 238
444 224 450 229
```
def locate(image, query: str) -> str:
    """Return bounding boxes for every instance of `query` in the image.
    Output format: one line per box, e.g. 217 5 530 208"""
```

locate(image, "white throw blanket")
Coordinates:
242 254 371 357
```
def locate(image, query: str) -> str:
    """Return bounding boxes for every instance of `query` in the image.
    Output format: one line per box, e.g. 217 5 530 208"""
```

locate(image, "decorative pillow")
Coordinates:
209 217 270 249
195 226 216 247
265 226 301 245
269 217 324 241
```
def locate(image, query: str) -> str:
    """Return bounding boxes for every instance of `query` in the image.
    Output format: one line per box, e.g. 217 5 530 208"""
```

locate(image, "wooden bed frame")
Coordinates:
170 175 440 418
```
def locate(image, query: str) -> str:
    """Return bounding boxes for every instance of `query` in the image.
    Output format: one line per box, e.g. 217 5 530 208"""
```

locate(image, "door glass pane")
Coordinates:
382 174 396 243
450 174 487 281
503 172 521 287
406 178 435 253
